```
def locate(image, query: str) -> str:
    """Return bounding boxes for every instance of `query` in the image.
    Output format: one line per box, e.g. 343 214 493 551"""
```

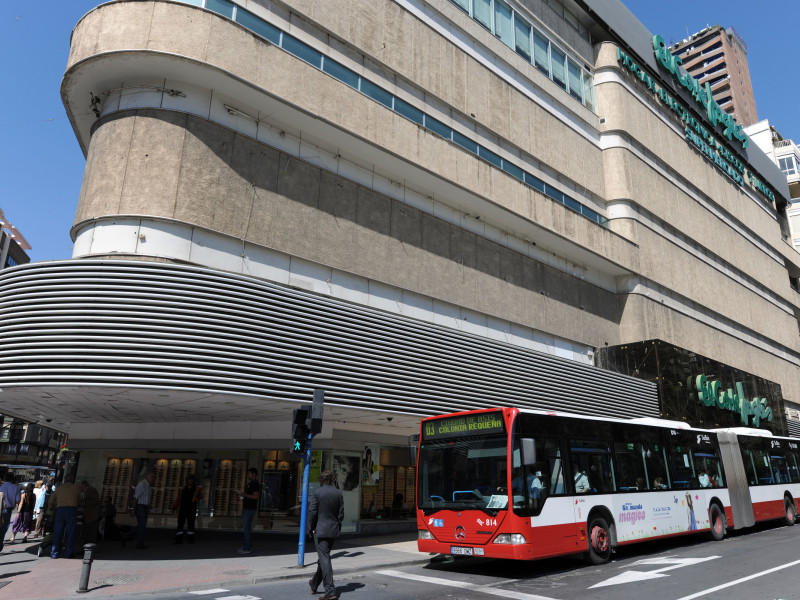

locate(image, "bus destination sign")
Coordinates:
423 412 505 440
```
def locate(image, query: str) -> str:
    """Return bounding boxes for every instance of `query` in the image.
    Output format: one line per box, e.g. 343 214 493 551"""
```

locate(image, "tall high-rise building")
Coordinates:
670 25 758 126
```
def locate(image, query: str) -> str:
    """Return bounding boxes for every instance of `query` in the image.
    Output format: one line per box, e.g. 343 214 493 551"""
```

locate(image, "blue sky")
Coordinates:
1 1 797 262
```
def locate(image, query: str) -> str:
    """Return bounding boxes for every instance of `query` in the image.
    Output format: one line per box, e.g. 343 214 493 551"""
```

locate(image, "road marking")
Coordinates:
590 555 720 588
189 592 230 596
376 569 557 600
674 558 800 600
216 596 261 600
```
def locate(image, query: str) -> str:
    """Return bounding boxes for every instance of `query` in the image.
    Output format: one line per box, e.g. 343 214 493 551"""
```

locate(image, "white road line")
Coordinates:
188 591 230 596
675 558 800 600
376 569 557 600
215 596 261 600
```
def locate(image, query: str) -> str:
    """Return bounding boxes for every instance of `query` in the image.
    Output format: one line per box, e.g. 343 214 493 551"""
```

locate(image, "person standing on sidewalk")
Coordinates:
79 480 102 545
32 481 52 538
0 472 21 553
236 467 260 554
48 474 81 558
308 469 344 600
122 470 154 549
173 474 203 544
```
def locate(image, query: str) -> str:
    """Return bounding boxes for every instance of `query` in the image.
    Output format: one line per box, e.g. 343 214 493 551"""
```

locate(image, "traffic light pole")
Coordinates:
293 388 324 568
297 432 313 567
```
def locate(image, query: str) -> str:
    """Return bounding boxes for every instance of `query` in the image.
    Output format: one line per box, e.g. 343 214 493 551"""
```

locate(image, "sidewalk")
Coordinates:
0 528 428 599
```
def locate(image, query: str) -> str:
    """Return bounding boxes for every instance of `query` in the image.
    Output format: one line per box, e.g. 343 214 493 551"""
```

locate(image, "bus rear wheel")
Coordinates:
785 499 796 526
708 504 725 541
587 517 612 564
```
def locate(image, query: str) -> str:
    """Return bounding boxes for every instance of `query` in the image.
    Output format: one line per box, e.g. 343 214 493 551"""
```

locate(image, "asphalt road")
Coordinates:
114 520 800 600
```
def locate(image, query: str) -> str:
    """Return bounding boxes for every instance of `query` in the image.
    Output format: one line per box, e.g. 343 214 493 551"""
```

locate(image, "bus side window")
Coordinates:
741 448 758 485
788 452 800 484
546 438 566 496
770 452 789 484
752 449 773 484
644 442 670 490
570 439 614 494
614 441 647 491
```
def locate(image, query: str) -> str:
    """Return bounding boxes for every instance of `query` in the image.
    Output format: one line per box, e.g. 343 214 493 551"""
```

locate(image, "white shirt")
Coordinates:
133 479 152 507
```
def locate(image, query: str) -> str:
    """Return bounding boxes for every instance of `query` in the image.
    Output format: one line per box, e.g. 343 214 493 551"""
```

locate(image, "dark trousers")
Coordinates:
175 507 196 542
310 536 336 596
0 508 12 551
83 519 99 544
52 506 77 558
123 504 149 548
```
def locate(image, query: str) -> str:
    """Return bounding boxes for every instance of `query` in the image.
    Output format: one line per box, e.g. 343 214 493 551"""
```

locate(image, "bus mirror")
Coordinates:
409 433 420 466
521 438 537 465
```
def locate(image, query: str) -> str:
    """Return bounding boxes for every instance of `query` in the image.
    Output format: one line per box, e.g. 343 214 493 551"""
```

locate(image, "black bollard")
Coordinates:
76 543 97 593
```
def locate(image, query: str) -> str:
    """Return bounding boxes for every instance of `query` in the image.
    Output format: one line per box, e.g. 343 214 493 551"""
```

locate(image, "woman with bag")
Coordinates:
10 483 35 543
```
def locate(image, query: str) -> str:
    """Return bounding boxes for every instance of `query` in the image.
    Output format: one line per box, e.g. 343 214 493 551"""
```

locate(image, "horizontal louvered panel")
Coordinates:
0 260 658 419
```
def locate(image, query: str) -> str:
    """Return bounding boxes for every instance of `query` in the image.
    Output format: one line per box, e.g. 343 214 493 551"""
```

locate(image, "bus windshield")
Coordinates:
417 434 509 514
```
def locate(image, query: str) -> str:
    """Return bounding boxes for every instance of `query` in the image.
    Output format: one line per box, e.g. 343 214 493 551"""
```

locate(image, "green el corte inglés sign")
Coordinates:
615 40 775 204
690 374 773 427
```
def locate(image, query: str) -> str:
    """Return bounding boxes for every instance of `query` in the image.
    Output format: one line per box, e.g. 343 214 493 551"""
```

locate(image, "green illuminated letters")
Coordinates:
690 375 772 426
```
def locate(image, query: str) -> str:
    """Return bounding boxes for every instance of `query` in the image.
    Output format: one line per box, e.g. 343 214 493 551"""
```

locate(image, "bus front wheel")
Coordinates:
708 504 725 541
785 499 796 526
587 517 611 564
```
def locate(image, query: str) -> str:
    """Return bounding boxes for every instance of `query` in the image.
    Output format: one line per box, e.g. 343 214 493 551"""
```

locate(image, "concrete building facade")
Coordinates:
0 0 798 532
670 25 758 127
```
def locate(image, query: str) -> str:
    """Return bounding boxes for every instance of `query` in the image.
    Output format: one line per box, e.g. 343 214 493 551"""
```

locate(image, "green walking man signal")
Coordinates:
291 389 324 456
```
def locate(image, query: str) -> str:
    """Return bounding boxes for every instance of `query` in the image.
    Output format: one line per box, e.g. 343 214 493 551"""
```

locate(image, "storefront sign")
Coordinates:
652 35 748 150
616 46 775 204
689 374 773 427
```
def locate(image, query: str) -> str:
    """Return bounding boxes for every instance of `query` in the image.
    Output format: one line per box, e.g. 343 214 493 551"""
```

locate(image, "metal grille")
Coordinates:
0 260 658 419
787 419 800 439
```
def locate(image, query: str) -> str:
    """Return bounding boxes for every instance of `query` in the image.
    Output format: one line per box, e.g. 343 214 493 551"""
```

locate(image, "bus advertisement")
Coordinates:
415 407 800 564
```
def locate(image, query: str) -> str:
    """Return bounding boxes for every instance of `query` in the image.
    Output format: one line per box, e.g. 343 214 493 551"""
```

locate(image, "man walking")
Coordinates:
122 470 154 549
308 469 344 600
0 472 21 553
49 474 81 558
173 473 203 544
79 480 102 544
236 467 260 554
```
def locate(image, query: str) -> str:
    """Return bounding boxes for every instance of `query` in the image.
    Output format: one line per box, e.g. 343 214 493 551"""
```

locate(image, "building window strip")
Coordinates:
446 0 593 110
187 0 608 228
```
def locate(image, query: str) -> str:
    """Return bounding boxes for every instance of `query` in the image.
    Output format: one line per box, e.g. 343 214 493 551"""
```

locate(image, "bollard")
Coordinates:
76 543 97 593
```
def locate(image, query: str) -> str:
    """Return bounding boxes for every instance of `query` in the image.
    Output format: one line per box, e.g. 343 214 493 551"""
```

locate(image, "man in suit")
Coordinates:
308 469 344 600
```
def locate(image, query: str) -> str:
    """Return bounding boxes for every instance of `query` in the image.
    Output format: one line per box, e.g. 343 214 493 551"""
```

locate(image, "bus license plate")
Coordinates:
450 546 473 556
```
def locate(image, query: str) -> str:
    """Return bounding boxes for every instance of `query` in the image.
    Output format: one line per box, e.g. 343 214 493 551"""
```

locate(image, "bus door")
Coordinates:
570 439 614 543
525 436 576 556
717 431 754 528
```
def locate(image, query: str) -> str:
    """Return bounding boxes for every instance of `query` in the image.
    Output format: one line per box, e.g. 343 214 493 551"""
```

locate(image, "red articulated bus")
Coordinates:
415 407 800 563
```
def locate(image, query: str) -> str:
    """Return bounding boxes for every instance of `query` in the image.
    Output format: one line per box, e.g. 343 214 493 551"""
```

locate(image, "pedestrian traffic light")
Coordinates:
292 407 310 455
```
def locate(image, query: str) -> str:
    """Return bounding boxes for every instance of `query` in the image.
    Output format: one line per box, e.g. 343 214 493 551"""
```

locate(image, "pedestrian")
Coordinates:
121 470 154 549
236 467 260 554
173 474 203 544
31 481 44 535
308 469 344 600
10 483 35 543
33 481 53 538
79 480 102 544
0 472 21 553
49 474 81 558
100 496 117 541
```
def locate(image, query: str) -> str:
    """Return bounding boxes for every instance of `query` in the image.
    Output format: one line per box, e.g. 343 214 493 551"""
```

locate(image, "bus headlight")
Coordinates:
493 533 527 544
418 529 435 540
